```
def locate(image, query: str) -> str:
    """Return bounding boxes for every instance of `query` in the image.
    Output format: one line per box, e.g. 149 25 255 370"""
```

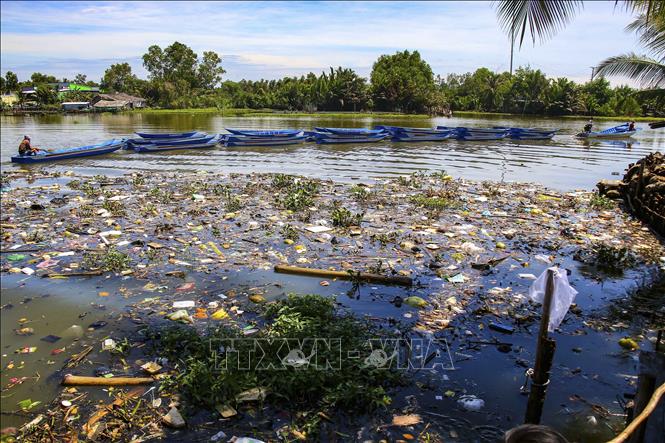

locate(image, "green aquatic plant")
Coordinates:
83 247 131 272
102 199 126 216
589 193 615 210
280 223 299 241
410 194 459 211
331 203 364 227
148 293 400 437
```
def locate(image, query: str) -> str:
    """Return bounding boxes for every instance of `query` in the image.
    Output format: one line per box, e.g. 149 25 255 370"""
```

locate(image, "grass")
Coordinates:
148 294 401 437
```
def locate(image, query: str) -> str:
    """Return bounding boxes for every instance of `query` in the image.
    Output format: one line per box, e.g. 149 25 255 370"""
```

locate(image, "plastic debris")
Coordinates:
527 267 578 332
457 395 485 411
404 296 428 308
172 300 195 308
162 406 186 428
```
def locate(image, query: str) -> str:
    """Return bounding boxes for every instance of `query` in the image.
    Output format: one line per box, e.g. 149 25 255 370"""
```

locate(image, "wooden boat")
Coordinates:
315 133 390 144
135 131 199 139
225 129 302 137
11 139 126 163
576 124 638 139
225 134 308 146
132 136 220 152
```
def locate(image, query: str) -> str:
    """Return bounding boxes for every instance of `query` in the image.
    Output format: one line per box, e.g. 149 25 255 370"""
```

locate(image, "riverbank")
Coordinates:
128 108 662 122
1 169 664 441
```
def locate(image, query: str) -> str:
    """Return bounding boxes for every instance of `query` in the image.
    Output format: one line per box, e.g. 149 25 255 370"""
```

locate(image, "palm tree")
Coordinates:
494 1 665 86
595 14 665 88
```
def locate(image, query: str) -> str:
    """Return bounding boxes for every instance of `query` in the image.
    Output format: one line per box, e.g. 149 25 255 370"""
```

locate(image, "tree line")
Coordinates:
1 41 662 116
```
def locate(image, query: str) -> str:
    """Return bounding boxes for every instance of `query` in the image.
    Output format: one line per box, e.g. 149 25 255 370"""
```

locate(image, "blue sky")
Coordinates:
0 1 640 85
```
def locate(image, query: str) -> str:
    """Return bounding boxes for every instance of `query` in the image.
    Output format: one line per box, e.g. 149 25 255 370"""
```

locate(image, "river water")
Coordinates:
2 113 663 190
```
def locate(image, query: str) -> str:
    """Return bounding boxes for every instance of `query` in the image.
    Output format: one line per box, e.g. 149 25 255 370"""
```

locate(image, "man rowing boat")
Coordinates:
18 136 40 156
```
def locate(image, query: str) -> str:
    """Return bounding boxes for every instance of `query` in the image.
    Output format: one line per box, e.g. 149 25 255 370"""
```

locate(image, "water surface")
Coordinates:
2 113 663 190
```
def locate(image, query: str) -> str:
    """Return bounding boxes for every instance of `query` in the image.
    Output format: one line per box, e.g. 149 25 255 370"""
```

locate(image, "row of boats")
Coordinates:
10 124 638 163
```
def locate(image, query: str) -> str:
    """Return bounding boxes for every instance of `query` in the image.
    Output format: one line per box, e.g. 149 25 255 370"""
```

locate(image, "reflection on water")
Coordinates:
1 113 663 190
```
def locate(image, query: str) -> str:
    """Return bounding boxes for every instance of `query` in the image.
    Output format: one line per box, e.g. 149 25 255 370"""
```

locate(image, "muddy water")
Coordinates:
2 113 664 190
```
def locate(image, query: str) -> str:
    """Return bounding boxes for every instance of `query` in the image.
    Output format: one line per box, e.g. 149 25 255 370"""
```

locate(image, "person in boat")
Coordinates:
18 136 40 156
628 121 635 131
583 118 594 133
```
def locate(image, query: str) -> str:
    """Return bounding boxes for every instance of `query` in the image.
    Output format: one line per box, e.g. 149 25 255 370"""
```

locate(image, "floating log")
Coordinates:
45 270 104 278
274 264 412 286
62 375 154 386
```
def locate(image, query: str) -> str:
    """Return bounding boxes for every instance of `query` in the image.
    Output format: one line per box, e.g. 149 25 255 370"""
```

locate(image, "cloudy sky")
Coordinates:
0 1 640 84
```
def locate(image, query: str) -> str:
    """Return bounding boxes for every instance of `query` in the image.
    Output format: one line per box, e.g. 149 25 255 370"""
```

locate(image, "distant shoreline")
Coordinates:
1 108 660 122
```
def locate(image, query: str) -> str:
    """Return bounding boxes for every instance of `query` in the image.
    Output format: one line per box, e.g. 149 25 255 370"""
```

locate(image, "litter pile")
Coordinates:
1 168 664 441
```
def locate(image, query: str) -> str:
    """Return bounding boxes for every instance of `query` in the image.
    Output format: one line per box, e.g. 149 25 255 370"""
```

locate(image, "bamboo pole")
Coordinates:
274 264 413 286
524 268 557 424
609 382 665 443
62 375 154 386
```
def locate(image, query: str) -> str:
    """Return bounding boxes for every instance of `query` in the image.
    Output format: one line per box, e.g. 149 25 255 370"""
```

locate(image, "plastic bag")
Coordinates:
528 267 577 332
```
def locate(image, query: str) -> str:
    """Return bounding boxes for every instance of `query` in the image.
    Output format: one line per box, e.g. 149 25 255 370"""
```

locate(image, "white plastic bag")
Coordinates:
528 267 578 332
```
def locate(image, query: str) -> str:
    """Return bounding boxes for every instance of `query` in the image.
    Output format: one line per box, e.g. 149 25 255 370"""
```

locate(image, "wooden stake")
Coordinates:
524 268 557 424
274 264 412 286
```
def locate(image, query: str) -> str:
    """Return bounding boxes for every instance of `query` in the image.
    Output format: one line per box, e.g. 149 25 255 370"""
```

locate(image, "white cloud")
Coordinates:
0 1 641 84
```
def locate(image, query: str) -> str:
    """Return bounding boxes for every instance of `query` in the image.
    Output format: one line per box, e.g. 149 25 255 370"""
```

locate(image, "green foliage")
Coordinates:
330 203 364 227
589 193 615 209
593 243 637 273
411 195 459 211
280 223 299 241
370 50 439 113
277 179 319 212
349 185 372 202
149 294 400 433
83 247 131 272
102 62 142 94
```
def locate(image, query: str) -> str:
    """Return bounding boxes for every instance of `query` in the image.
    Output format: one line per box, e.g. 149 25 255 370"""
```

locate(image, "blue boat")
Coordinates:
494 127 558 140
225 129 302 137
128 134 216 150
11 139 126 164
314 127 387 137
132 136 220 152
314 133 390 144
225 134 308 147
576 124 638 139
380 126 455 142
135 131 199 139
440 127 508 141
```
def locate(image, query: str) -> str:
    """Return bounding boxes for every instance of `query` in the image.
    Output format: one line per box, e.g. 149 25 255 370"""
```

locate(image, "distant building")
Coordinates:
1 93 18 106
91 92 146 111
61 101 90 111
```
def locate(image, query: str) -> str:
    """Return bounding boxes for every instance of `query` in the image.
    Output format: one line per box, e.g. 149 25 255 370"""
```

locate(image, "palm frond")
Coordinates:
619 0 665 22
494 0 584 47
596 52 665 88
626 13 665 57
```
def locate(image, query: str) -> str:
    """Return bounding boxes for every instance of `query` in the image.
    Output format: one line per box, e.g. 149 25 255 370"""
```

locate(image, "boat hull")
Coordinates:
577 130 637 139
315 134 389 144
135 131 199 139
133 138 219 152
225 135 308 146
11 139 126 163
225 129 302 137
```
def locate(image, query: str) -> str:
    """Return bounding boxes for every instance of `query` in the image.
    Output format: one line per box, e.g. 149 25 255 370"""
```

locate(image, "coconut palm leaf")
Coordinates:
626 14 665 57
494 0 584 46
595 52 665 88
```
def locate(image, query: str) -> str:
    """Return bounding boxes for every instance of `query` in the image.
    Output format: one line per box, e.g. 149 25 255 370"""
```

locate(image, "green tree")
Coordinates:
34 84 59 105
5 71 19 92
370 50 436 113
101 63 140 93
31 72 57 84
197 51 226 89
74 73 87 84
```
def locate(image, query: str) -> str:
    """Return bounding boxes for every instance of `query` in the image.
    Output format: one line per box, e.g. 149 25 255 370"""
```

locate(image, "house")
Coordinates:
91 92 146 110
61 101 90 111
1 93 18 106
